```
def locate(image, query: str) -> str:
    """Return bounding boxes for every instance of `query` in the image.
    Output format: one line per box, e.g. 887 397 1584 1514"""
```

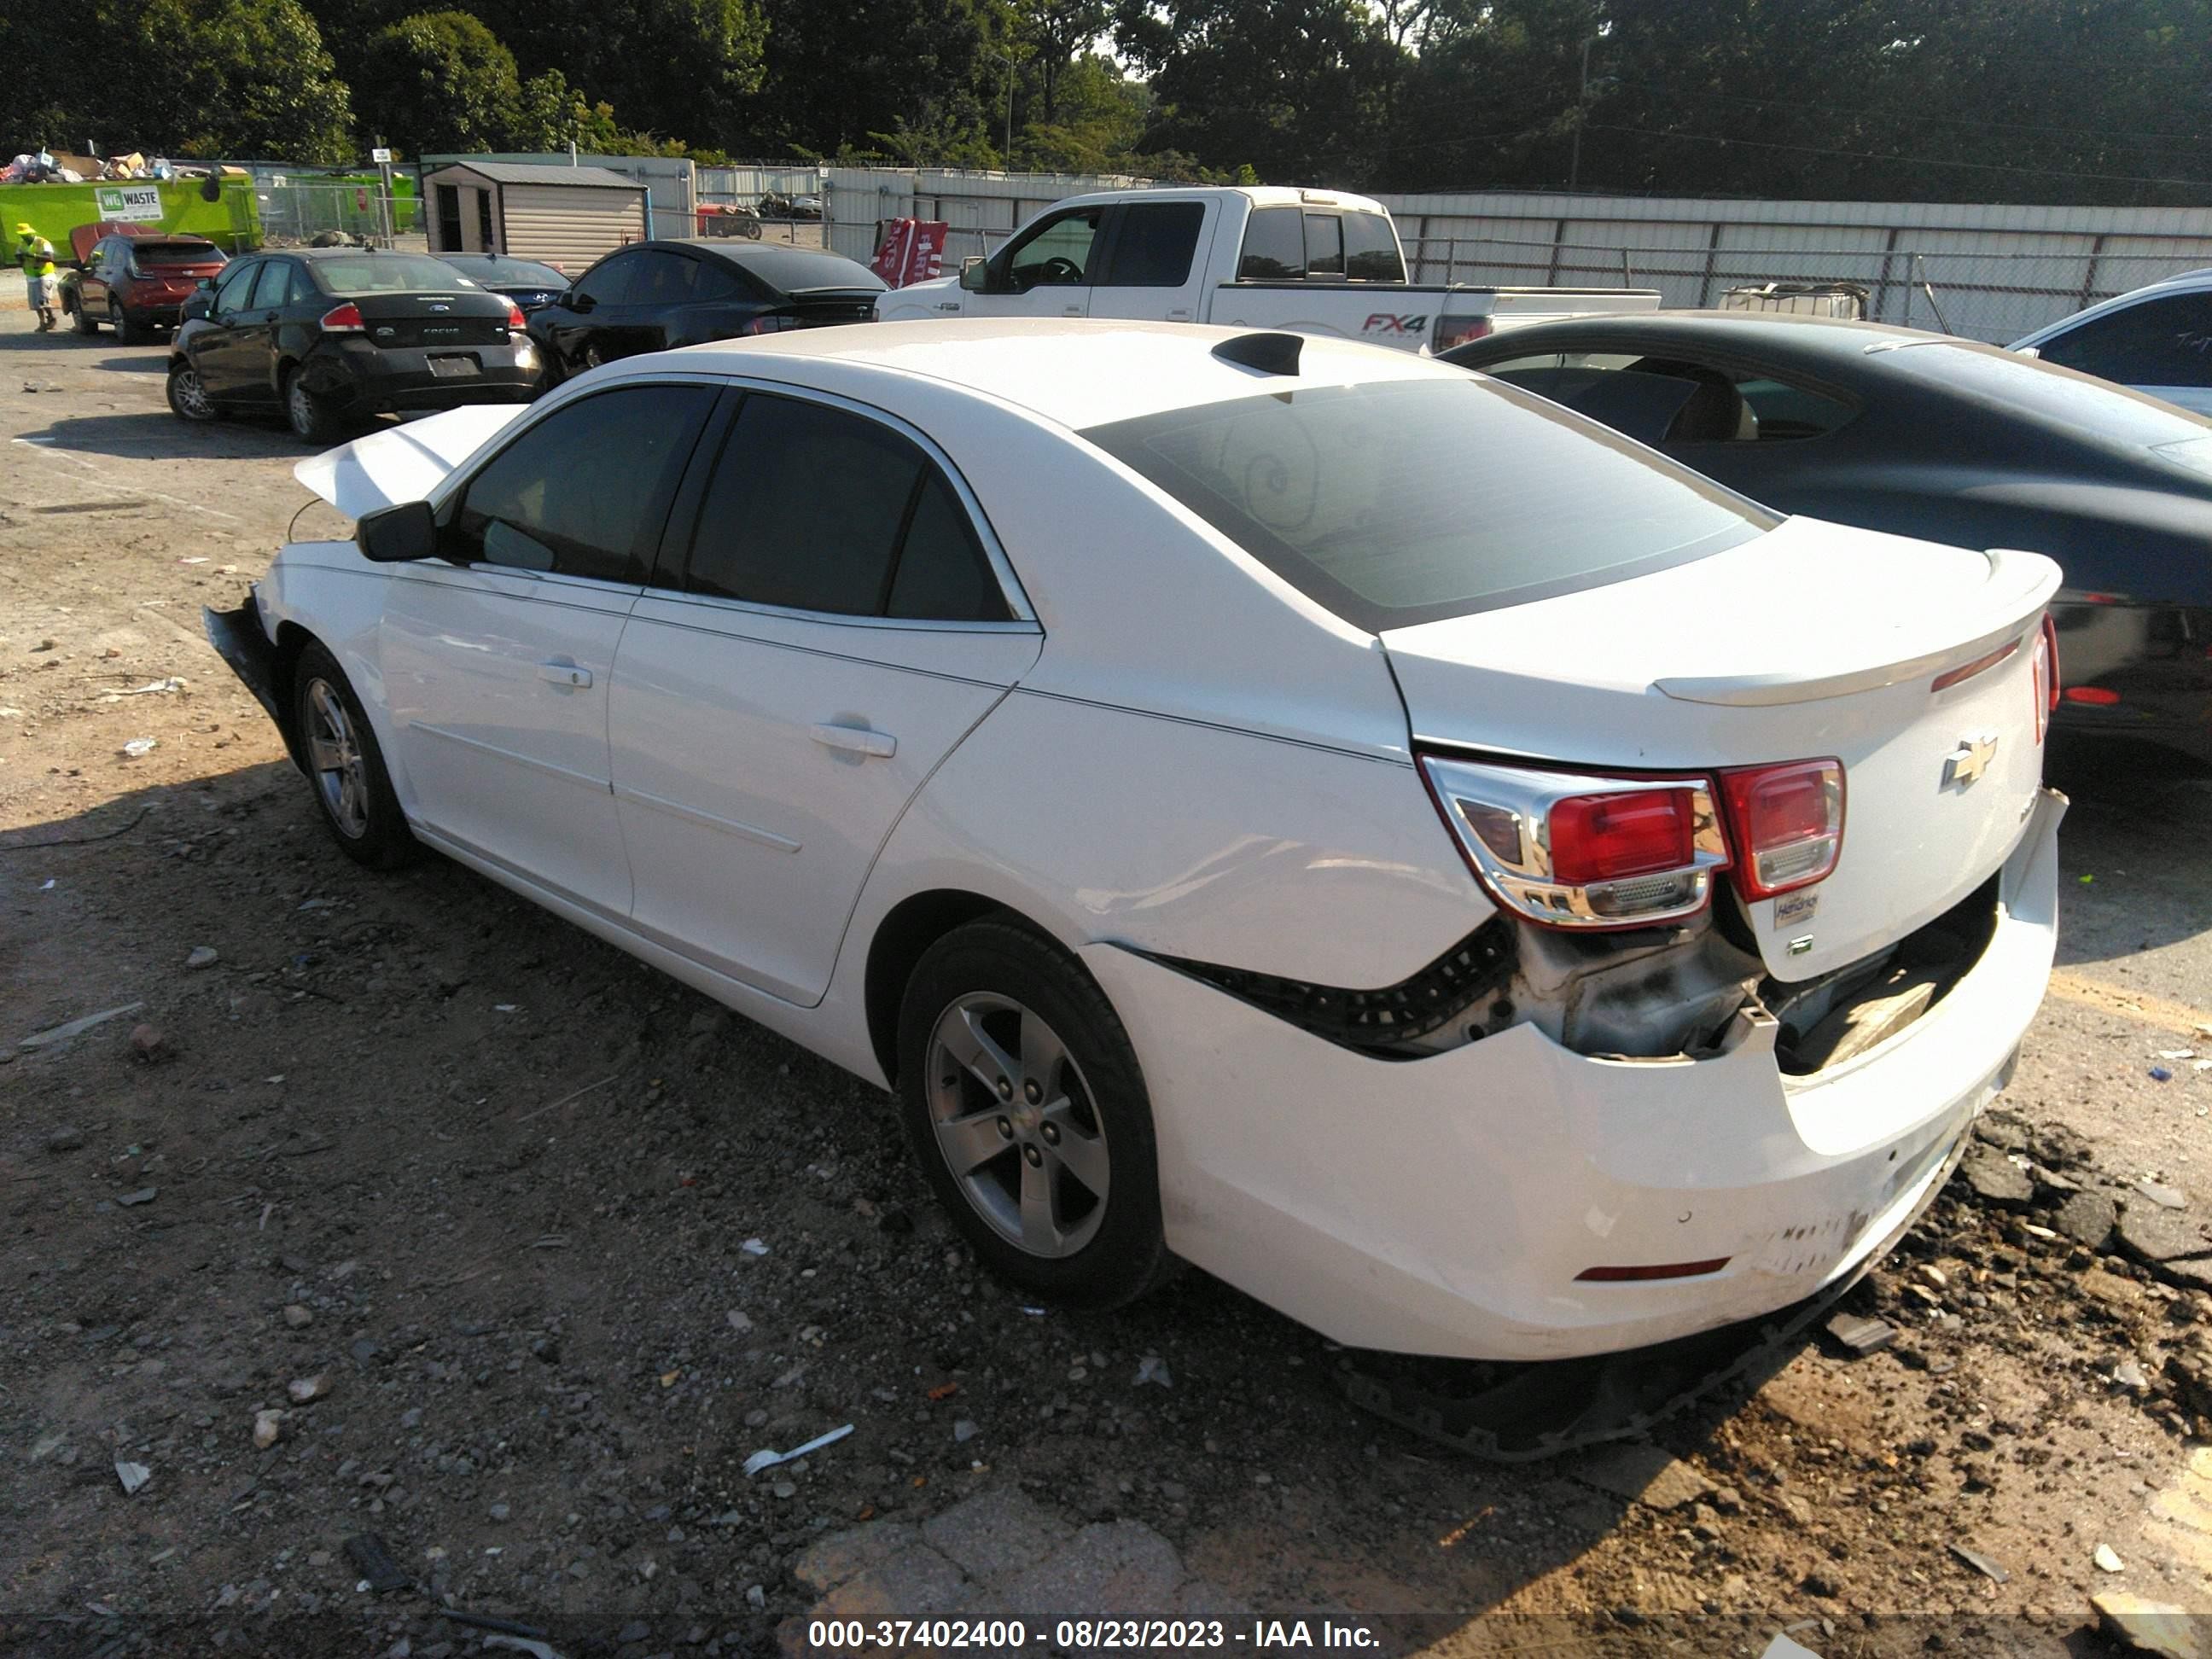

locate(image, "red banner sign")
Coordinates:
872 218 951 288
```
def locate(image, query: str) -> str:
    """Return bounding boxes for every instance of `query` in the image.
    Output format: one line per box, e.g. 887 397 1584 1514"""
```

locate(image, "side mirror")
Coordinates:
356 499 439 563
958 257 989 294
568 290 595 313
181 290 212 322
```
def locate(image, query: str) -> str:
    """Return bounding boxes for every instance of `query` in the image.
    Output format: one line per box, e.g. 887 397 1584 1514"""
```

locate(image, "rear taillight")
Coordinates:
1418 754 1729 929
1432 315 1493 354
320 302 364 333
742 314 800 335
504 300 527 329
1715 760 1844 899
2030 613 2058 742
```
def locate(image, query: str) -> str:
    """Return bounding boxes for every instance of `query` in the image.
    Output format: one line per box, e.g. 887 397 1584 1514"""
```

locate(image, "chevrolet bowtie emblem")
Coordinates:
1943 732 2000 789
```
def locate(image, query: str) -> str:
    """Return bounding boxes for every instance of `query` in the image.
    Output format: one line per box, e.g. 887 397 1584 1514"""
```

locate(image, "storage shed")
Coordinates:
421 161 647 271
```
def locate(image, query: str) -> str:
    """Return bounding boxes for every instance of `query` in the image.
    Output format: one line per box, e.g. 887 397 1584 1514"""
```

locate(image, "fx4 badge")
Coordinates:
1943 731 2000 789
1363 313 1428 336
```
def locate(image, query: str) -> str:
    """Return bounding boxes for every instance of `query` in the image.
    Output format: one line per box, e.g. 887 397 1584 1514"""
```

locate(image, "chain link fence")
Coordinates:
248 181 420 249
1401 236 2212 343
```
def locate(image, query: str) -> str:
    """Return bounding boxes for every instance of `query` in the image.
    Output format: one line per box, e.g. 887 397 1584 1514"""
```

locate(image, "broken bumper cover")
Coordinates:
202 592 304 774
1085 785 2066 1361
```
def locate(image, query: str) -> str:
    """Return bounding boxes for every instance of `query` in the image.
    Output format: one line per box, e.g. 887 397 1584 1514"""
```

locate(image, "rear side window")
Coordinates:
1343 213 1404 282
2036 293 2212 388
1083 378 1773 632
249 261 293 310
632 251 702 306
686 395 1007 620
1238 207 1304 280
1101 202 1204 287
454 385 715 583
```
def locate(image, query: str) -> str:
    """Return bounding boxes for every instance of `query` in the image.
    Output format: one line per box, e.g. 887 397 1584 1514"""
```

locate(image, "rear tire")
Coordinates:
72 296 99 335
112 300 150 346
292 642 415 870
166 361 218 422
283 369 343 445
897 918 1173 1308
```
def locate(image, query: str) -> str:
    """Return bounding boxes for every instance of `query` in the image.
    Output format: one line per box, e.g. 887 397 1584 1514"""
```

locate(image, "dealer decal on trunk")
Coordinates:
1773 889 1820 931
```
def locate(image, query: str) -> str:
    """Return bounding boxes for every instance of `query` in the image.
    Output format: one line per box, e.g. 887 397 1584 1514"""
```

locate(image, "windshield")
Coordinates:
1082 377 1773 632
1879 340 2211 446
133 242 223 268
311 254 482 295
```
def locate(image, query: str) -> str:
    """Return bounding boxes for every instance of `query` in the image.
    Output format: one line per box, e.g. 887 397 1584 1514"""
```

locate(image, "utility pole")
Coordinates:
1568 35 1593 193
1001 50 1017 167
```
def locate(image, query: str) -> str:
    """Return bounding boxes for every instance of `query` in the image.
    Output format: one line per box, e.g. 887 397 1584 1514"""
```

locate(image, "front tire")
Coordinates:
897 918 1171 1307
166 361 218 422
291 643 415 870
283 369 344 444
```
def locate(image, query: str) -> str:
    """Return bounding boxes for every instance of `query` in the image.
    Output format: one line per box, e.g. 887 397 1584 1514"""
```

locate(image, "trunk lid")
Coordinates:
1383 515 2060 981
346 289 515 348
770 291 881 329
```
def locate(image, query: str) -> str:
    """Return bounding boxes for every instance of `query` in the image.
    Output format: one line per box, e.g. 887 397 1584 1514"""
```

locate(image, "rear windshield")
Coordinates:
719 244 886 294
1879 340 2212 446
1082 377 1773 632
134 242 222 267
311 254 482 295
440 256 567 287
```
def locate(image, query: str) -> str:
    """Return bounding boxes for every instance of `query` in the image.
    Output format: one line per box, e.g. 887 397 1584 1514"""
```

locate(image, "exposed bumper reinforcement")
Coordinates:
202 595 305 775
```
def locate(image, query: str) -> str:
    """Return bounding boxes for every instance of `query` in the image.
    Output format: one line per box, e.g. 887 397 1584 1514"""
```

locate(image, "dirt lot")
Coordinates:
4 304 2212 1659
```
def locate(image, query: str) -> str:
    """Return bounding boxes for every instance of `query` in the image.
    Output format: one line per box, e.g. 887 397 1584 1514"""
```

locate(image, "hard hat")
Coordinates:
15 223 33 235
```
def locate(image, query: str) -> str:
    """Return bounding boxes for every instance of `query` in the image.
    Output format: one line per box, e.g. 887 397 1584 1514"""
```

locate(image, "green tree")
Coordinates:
747 0 996 160
129 0 355 161
475 0 765 151
357 11 522 154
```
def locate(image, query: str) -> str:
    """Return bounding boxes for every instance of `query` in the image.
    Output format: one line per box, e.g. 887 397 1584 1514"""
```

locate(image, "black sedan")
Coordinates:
428 252 571 314
167 249 542 444
527 239 884 380
1444 314 2212 765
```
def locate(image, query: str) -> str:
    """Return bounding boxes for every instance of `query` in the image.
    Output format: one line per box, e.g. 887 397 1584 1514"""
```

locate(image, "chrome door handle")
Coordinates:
537 662 592 689
809 722 896 759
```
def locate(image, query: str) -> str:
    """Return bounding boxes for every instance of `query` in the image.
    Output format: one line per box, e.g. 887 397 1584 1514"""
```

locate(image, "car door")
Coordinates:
537 247 646 372
79 236 117 313
189 258 264 398
2031 291 2212 416
977 207 1103 320
608 387 1040 1004
378 381 719 913
1085 199 1214 323
221 258 298 406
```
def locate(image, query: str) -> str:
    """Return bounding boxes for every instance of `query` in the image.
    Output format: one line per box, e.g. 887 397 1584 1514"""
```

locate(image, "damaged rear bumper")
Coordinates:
202 591 304 775
1084 786 2065 1361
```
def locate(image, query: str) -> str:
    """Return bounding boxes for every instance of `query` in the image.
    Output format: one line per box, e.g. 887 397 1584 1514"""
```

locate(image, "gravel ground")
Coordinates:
3 307 2212 1659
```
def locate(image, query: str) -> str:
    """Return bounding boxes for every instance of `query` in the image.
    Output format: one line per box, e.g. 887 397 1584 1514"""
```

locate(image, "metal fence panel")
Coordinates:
251 180 418 247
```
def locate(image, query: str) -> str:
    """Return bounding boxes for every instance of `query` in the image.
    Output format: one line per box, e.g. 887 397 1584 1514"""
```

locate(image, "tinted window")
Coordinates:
2038 293 2212 388
1083 378 1772 632
1238 207 1305 281
573 252 643 307
687 395 1005 620
692 259 744 301
1005 210 1100 288
250 261 293 310
887 474 1005 621
134 242 222 268
721 244 883 295
286 264 320 306
1305 214 1345 277
1343 213 1404 282
632 251 702 307
1102 202 1204 288
454 385 714 583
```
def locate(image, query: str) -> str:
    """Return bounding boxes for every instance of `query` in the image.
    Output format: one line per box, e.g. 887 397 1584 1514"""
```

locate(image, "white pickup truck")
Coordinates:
873 184 1658 352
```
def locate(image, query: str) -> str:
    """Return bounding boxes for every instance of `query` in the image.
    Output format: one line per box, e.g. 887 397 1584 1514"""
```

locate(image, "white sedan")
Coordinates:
206 319 2065 1360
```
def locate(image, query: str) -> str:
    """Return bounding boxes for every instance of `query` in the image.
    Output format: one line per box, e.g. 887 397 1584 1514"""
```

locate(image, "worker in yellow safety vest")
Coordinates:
16 223 60 332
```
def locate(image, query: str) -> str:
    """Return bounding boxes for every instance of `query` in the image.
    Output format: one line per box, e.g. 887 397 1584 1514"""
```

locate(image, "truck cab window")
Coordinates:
1343 213 1405 282
1237 207 1305 281
1004 210 1101 289
1305 214 1345 278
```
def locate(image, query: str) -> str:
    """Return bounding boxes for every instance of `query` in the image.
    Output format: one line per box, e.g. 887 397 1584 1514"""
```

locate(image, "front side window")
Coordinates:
2037 293 2212 388
211 260 259 317
1099 202 1204 288
685 394 1006 621
1083 377 1773 633
1238 207 1305 281
573 251 642 307
1004 210 1100 289
452 385 715 582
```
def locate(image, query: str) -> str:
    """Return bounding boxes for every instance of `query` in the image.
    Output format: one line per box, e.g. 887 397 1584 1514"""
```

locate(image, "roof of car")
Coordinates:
665 317 1454 430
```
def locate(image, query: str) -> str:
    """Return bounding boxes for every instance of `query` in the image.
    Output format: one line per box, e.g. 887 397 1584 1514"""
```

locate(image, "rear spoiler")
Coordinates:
292 403 529 520
1654 548 2062 707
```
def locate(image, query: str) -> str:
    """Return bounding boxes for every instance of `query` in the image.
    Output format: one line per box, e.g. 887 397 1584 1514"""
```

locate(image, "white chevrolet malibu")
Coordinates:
207 319 2065 1361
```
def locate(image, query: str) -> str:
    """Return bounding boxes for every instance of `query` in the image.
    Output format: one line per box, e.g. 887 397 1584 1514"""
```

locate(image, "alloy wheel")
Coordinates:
288 379 317 437
171 368 212 419
924 993 1110 1258
304 678 370 838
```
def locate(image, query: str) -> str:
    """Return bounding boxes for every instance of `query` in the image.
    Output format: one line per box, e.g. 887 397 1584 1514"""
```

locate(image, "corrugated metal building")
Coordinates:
420 162 647 270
